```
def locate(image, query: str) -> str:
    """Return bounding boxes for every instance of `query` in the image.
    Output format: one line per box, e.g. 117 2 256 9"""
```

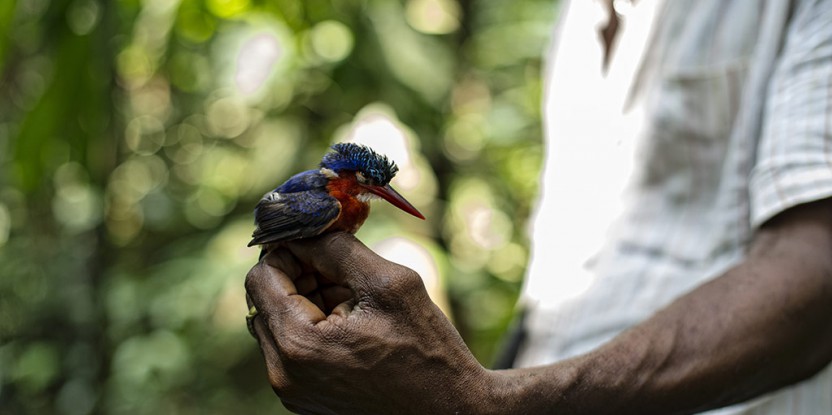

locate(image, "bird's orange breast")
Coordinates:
326 174 370 234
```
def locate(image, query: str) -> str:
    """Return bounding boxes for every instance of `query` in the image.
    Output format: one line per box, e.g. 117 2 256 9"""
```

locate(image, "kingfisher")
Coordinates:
247 143 425 250
245 143 424 335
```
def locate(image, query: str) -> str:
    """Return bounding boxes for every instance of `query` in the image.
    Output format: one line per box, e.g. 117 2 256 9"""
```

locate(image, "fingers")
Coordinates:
262 248 302 280
246 293 290 391
329 299 355 318
284 233 393 287
254 310 298 397
263 248 350 314
320 285 352 311
285 232 429 310
245 254 327 330
294 274 318 295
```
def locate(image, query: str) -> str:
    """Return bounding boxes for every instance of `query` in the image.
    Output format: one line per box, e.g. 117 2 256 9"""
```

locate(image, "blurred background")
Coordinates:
0 0 557 413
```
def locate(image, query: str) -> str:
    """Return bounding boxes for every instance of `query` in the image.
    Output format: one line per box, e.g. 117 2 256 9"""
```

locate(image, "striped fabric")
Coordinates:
517 1 832 413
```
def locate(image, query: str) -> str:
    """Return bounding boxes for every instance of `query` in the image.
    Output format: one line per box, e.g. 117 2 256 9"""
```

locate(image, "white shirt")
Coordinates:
517 1 832 413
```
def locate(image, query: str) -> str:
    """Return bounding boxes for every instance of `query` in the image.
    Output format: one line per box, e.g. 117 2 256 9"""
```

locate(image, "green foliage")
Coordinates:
0 0 557 413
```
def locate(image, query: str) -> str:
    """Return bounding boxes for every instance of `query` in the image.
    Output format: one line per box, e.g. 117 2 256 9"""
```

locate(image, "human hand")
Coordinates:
245 232 499 414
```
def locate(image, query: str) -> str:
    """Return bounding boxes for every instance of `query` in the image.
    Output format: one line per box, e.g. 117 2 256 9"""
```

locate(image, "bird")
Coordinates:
245 143 424 336
247 142 425 249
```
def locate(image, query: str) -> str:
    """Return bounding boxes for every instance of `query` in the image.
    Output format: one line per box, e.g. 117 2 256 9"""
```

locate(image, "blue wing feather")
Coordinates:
276 170 328 193
248 188 341 246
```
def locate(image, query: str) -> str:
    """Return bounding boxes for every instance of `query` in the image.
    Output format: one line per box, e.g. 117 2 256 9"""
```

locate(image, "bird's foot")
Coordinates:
246 305 259 338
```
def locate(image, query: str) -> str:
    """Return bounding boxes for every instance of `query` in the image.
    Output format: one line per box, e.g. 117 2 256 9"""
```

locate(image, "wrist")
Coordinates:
483 356 597 414
457 368 521 415
475 366 569 414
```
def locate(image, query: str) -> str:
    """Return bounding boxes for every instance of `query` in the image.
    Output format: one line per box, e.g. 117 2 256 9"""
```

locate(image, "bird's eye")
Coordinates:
355 172 368 184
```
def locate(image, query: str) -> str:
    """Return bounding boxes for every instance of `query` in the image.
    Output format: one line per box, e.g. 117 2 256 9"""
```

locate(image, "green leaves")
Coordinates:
1 0 558 412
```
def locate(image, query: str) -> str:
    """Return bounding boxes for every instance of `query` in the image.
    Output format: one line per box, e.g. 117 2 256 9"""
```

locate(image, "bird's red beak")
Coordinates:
363 184 426 220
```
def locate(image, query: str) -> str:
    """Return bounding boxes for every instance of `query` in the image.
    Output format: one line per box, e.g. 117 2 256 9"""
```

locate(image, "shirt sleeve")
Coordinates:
750 0 832 228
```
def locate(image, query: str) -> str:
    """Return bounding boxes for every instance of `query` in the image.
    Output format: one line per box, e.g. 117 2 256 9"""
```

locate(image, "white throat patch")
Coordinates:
357 192 379 203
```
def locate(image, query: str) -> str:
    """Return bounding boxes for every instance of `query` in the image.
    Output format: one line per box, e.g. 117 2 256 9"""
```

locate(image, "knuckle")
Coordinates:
243 271 257 293
389 266 425 294
244 265 261 294
369 266 426 309
267 371 291 394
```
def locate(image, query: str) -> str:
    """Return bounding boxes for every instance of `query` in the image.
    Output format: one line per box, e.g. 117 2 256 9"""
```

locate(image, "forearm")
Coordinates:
491 203 832 414
245 205 832 415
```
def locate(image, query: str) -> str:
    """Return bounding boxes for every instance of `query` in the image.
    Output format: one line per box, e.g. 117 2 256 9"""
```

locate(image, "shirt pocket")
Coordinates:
638 60 749 190
624 59 750 263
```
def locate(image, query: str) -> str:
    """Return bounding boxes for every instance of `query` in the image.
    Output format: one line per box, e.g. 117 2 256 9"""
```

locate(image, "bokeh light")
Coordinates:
235 34 284 95
406 0 461 34
0 0 558 412
373 236 450 315
213 15 294 101
66 0 101 36
0 203 10 246
336 104 432 194
308 20 354 63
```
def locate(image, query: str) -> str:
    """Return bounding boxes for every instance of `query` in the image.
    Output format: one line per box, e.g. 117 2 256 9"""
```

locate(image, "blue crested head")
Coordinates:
320 143 399 185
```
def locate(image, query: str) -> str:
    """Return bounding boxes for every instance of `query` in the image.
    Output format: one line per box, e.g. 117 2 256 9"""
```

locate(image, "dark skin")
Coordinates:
245 197 832 414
